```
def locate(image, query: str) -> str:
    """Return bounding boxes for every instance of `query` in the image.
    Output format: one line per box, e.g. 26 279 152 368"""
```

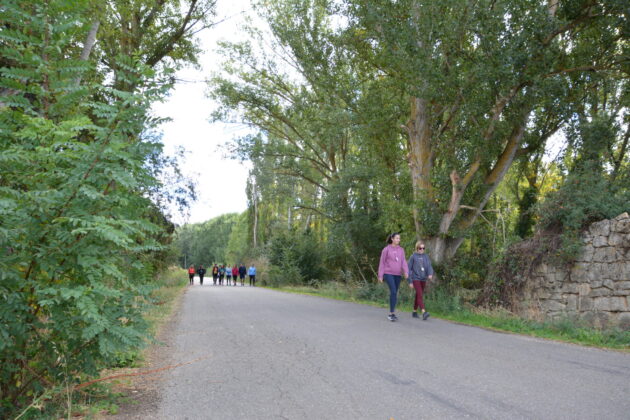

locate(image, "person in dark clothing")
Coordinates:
197 265 206 286
407 241 434 320
239 264 246 286
212 264 219 285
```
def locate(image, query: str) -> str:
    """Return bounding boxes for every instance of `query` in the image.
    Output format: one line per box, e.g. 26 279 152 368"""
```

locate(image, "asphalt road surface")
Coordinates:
149 282 630 419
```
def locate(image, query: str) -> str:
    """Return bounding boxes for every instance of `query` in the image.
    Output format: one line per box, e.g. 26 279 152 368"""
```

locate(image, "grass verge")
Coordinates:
265 282 630 351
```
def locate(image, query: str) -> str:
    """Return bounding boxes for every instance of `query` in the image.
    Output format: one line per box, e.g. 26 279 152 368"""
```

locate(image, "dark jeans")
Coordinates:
188 274 194 284
249 275 256 286
412 280 427 311
199 275 204 285
384 274 401 313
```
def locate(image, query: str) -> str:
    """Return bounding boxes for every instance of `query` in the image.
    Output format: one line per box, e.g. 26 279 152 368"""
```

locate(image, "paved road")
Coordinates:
151 283 629 419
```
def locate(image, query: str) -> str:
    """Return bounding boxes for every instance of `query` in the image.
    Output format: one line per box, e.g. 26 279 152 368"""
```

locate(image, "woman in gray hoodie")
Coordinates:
407 241 434 320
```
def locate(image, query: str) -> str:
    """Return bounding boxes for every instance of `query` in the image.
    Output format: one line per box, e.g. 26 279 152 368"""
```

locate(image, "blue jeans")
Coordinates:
383 274 401 313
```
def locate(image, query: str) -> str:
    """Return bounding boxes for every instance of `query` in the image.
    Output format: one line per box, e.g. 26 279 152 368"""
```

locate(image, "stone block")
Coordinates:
592 297 627 311
586 269 601 282
561 283 578 294
565 294 578 311
541 299 566 311
618 313 630 331
592 248 616 263
608 232 629 247
589 288 612 298
612 213 630 233
612 289 630 296
578 297 593 311
602 279 614 290
606 263 628 281
578 246 595 262
615 281 630 290
589 220 610 237
593 235 608 248
577 283 591 296
580 311 610 329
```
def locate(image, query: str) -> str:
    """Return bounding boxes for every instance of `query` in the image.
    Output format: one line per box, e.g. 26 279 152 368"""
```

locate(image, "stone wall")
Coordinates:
515 213 630 330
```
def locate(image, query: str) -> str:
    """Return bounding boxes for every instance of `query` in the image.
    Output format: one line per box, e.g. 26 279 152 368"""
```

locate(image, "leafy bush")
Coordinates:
537 163 629 262
0 2 174 416
268 228 327 285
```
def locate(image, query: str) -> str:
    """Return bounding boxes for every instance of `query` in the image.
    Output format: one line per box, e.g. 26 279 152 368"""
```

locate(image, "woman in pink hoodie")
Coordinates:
378 233 409 322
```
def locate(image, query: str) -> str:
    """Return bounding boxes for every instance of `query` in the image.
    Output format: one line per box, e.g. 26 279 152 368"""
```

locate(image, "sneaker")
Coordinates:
388 314 396 322
412 312 419 318
422 312 430 321
392 313 398 321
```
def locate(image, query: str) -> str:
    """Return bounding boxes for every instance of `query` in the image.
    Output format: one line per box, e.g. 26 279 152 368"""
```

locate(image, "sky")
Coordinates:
152 0 255 226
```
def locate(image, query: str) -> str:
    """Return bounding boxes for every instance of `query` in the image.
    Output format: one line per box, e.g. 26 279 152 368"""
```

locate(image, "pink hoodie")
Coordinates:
378 245 409 279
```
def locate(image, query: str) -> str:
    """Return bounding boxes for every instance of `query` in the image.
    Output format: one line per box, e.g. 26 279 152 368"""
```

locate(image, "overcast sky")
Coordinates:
152 0 254 225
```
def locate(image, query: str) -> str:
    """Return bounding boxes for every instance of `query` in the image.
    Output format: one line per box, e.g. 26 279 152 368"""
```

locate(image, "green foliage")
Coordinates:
174 213 241 267
537 116 630 262
0 1 201 416
267 228 327 286
225 212 250 264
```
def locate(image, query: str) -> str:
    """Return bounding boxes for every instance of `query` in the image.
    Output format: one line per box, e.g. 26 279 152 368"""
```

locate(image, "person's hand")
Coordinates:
428 275 433 280
408 283 414 289
378 277 383 283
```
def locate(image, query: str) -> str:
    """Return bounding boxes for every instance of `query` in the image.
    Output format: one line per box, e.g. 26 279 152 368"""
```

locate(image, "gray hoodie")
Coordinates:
407 252 434 283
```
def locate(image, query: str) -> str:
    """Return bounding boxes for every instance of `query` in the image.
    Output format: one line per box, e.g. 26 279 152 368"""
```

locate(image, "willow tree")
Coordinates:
344 0 626 263
211 1 368 228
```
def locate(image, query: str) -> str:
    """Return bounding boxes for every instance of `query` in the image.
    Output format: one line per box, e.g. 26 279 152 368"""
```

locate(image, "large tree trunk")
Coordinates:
423 113 529 265
252 180 258 248
406 96 434 239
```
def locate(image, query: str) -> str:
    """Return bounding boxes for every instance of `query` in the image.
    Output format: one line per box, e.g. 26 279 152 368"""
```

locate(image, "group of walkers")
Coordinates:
378 233 434 322
186 232 431 323
187 263 257 287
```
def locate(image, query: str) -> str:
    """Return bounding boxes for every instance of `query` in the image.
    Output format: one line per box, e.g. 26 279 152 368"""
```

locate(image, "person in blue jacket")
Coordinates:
248 264 257 286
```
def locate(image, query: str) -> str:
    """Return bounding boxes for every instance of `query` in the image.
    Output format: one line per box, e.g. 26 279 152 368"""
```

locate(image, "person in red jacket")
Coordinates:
187 265 195 285
232 265 239 286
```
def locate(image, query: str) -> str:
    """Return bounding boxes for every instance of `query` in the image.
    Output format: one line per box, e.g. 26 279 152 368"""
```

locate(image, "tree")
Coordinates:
0 0 214 415
344 0 627 263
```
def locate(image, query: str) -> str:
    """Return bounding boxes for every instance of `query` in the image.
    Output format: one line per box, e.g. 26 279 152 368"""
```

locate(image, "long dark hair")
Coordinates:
386 232 400 244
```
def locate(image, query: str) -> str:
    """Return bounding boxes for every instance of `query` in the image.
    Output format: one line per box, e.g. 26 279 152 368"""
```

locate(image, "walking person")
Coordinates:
219 265 225 285
408 241 433 320
248 264 256 286
232 265 239 286
378 233 408 322
187 265 195 285
212 264 219 285
226 264 232 286
239 263 246 286
197 265 206 286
